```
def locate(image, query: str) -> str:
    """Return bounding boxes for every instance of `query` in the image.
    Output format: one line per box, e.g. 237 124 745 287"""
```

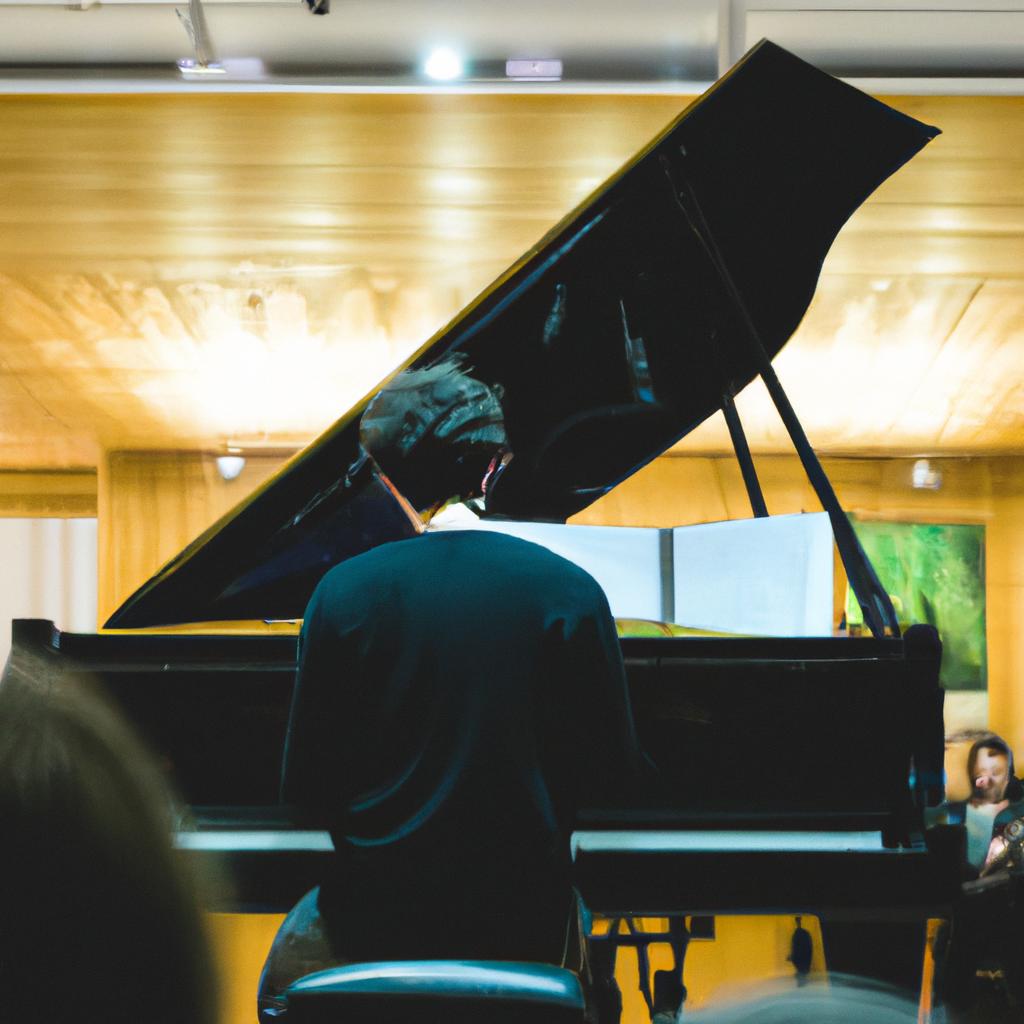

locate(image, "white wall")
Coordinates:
0 518 97 669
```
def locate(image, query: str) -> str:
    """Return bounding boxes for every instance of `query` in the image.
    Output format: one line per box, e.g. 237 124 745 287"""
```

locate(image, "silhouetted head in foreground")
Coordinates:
0 657 218 1024
684 976 918 1024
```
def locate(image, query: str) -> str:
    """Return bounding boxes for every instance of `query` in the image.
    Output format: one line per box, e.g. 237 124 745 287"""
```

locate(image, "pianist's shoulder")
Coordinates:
305 528 610 615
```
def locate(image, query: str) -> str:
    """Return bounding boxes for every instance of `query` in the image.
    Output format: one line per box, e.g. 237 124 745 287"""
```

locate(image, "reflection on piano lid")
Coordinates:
104 39 939 631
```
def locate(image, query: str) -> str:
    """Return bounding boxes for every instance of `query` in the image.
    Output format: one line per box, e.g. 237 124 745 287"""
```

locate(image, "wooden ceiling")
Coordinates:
0 90 1021 470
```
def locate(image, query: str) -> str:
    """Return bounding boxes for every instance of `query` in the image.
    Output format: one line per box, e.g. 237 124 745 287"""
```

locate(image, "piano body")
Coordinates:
9 40 960 954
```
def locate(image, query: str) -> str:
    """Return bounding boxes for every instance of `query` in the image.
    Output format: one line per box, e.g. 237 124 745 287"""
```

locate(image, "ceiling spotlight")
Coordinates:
216 454 246 482
424 48 464 81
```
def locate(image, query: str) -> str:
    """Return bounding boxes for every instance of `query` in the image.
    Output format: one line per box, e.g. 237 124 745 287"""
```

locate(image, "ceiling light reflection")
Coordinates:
431 172 481 196
127 278 444 443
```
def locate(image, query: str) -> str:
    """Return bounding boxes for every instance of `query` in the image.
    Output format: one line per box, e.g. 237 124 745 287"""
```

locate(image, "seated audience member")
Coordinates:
934 735 1024 1019
259 359 645 1018
0 657 219 1024
939 734 1024 874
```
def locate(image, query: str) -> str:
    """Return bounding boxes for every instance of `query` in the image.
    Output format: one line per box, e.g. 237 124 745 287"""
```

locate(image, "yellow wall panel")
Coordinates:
609 915 826 1021
206 913 284 1024
204 911 824 1024
97 450 286 627
0 469 96 517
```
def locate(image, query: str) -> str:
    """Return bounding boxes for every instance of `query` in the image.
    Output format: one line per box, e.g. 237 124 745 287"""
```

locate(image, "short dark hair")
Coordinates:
359 356 506 510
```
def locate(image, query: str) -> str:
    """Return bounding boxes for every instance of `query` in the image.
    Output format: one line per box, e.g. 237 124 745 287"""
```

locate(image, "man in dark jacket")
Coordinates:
258 358 644 1016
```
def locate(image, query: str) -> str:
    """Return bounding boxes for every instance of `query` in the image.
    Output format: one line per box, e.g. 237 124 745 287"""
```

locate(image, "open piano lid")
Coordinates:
107 41 940 629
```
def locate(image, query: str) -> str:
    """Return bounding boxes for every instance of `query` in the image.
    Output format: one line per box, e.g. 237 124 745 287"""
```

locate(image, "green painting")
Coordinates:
846 519 986 691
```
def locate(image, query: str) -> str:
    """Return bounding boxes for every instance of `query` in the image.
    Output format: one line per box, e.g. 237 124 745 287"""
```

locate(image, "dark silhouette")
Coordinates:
0 655 219 1024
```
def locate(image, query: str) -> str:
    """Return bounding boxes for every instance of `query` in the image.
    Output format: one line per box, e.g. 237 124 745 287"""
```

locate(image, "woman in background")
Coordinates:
941 734 1024 874
0 656 219 1024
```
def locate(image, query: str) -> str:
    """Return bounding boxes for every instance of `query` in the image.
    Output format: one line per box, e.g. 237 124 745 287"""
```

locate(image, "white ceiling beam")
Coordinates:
0 1 1021 91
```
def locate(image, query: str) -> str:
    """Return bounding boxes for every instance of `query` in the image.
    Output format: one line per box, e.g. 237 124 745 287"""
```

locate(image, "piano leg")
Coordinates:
586 916 692 1024
585 922 624 1024
919 918 948 1023
651 917 689 1022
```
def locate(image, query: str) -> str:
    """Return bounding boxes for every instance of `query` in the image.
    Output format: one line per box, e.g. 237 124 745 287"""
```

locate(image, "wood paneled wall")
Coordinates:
573 453 1024 753
988 459 1024 755
93 449 1023 746
0 470 96 517
570 454 998 529
97 451 287 627
56 450 1024 1022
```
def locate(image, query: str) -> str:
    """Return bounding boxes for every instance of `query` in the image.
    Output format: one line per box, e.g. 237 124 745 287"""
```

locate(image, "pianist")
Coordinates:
258 358 645 1019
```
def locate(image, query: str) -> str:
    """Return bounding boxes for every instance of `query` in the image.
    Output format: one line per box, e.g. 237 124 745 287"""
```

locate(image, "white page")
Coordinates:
672 512 833 637
465 519 664 621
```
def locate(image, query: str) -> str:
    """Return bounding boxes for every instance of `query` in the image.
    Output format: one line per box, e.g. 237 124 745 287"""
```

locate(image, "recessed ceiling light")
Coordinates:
424 48 464 81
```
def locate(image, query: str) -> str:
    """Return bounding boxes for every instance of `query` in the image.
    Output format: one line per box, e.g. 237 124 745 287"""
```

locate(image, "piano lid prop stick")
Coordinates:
659 150 899 639
721 390 769 519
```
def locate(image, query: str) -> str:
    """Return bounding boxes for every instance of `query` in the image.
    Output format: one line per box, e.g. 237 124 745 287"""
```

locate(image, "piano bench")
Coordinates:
283 960 585 1024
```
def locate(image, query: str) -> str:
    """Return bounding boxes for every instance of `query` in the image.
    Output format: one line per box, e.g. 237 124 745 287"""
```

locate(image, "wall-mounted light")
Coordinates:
216 454 246 481
424 48 463 81
911 458 942 490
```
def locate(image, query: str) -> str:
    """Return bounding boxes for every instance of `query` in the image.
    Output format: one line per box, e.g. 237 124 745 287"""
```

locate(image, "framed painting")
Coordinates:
846 518 986 691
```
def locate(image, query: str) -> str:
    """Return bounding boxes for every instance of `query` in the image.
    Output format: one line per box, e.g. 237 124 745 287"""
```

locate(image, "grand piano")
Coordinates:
9 40 960 981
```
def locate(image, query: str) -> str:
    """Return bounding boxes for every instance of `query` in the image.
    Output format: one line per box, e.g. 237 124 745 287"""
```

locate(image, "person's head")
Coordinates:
358 356 508 517
0 658 219 1024
967 734 1016 805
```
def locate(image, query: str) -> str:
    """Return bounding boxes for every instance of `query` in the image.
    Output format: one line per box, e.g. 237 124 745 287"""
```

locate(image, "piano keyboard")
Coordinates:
173 826 956 916
572 830 890 855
